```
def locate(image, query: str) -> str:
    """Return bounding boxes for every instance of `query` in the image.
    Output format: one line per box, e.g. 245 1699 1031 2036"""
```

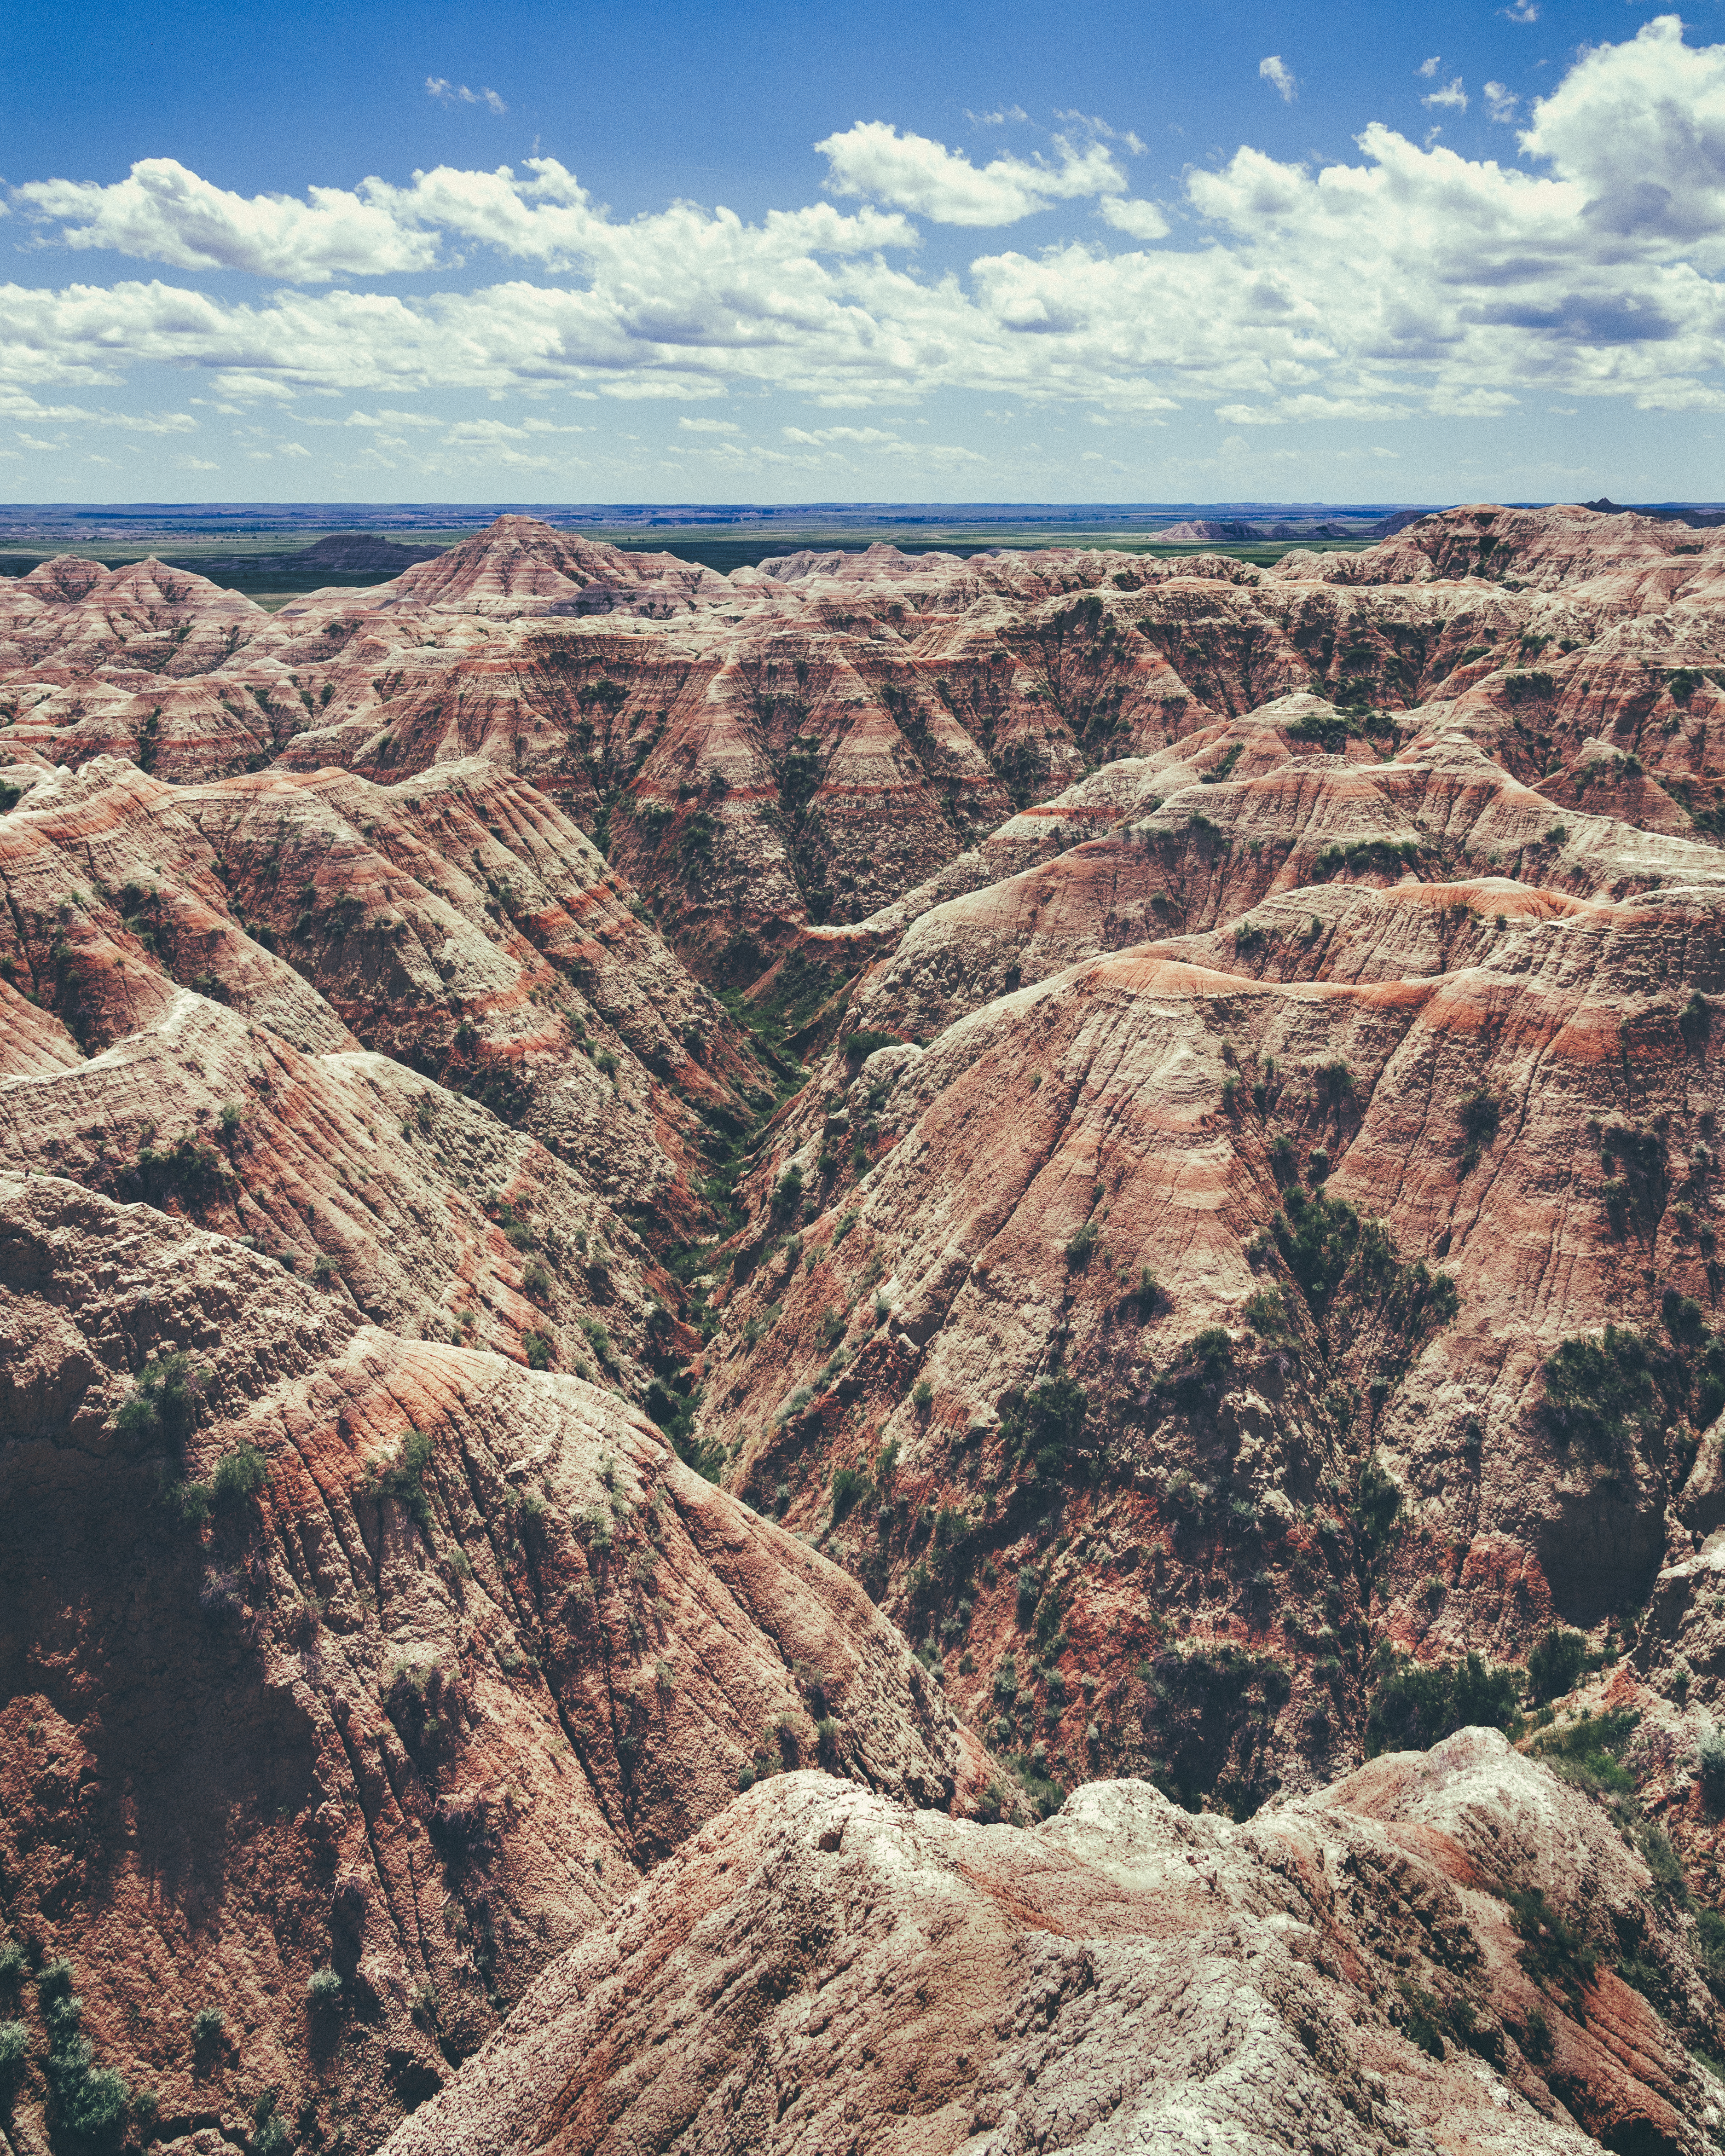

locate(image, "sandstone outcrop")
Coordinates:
12 500 1725 2152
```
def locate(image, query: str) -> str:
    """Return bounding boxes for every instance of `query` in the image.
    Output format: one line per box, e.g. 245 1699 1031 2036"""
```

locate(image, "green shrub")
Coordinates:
998 1376 1088 1479
1007 1752 1065 1821
521 1258 552 1300
0 1938 27 1985
1270 1187 1360 1310
1527 1627 1588 1705
522 1329 554 1371
212 1443 267 1507
306 1966 342 2010
35 1959 129 2146
1542 1326 1683 1460
1507 1885 1595 2005
0 2020 26 2081
252 2089 293 2156
360 1428 436 1534
911 1378 933 1411
1064 1219 1098 1268
1528 1708 1639 1799
1698 1728 1725 1810
830 1464 869 1520
1352 1457 1402 1571
1698 1905 1725 1991
1639 1820 1688 1901
191 2006 224 2046
160 1474 213 1527
1176 1327 1233 1389
1365 1649 1520 1757
113 1351 205 1446
843 1028 900 1064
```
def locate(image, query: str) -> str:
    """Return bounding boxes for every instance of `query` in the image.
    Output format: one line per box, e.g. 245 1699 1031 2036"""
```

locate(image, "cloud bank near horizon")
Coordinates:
1 16 1722 479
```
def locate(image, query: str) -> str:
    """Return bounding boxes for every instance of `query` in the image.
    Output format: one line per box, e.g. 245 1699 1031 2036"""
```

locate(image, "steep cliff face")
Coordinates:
381 1733 1724 2156
0 1176 990 2155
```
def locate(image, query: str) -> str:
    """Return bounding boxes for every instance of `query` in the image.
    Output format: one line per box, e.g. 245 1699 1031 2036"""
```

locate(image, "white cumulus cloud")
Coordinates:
816 121 1127 225
13 159 442 280
2 17 1723 432
1099 197 1170 241
1421 78 1468 114
1484 83 1519 125
1259 58 1297 105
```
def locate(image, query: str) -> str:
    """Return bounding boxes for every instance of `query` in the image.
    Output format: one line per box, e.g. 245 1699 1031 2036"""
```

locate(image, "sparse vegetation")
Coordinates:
114 1350 206 1445
211 1442 268 1508
1526 1626 1589 1705
1364 1646 1520 1757
359 1428 436 1535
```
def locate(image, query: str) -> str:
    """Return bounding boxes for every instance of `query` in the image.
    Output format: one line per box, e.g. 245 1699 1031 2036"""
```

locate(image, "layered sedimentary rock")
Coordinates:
10 500 1725 2152
6 505 1719 984
0 751 762 1240
384 1733 1723 2156
0 1176 988 2154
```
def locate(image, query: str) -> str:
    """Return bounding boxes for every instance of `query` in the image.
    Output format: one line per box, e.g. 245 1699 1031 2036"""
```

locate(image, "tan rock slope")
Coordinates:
11 499 1725 2153
383 1732 1721 2156
0 1174 988 2155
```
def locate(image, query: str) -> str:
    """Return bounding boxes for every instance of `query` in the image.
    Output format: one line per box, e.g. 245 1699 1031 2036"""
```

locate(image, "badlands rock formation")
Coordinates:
8 501 1725 2152
382 1733 1722 2156
0 1176 984 2154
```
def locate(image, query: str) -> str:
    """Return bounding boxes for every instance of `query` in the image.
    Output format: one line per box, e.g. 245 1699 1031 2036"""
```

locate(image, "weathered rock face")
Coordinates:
381 1730 1723 2156
0 751 765 1241
0 1175 990 2155
12 498 1725 2152
8 505 1720 987
694 826 1725 1801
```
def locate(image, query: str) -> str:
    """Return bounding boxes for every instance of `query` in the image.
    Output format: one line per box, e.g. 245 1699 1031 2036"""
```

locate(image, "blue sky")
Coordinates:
1 0 1721 505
